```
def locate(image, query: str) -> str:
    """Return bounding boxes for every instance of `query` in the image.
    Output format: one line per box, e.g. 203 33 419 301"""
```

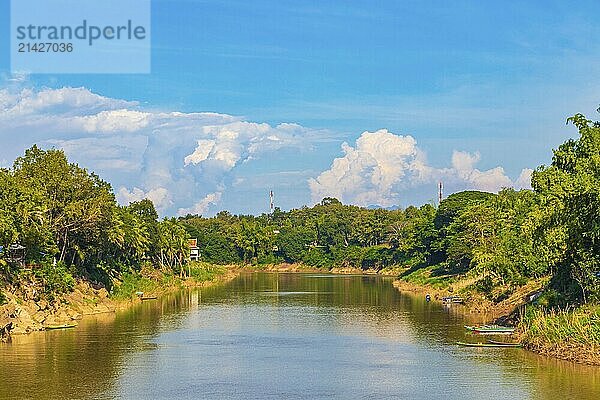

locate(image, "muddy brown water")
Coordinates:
1 272 598 399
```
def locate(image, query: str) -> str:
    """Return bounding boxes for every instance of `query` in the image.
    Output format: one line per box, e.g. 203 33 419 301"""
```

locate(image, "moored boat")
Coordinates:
44 323 77 330
137 291 157 300
464 325 515 334
442 296 464 304
487 340 522 347
456 341 521 348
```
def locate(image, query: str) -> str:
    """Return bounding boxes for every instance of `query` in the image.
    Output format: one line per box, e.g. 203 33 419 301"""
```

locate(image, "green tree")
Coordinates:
157 218 190 274
532 114 600 302
12 146 115 270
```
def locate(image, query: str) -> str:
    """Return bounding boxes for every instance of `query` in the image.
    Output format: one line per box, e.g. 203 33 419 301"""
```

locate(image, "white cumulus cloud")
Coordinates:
308 129 433 207
449 150 513 192
0 86 318 215
117 187 173 211
310 129 532 207
177 192 223 216
515 168 534 189
184 139 216 166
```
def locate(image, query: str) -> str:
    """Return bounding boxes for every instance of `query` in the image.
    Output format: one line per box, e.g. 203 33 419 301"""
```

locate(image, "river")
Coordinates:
1 272 599 399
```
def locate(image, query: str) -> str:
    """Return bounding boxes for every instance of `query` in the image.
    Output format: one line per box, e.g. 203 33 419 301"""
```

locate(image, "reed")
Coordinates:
187 262 227 283
520 305 600 364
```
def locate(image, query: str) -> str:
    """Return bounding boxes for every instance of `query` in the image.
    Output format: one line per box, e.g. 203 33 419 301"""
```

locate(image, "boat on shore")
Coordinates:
464 325 515 334
487 340 522 347
136 291 158 300
442 296 464 304
44 323 77 330
456 341 522 348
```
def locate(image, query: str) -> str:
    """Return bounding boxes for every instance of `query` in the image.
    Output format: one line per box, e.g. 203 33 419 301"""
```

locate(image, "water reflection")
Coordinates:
0 272 598 400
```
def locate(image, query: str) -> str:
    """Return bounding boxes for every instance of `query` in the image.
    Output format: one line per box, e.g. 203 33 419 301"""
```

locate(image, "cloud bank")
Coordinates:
309 129 532 207
0 86 532 214
0 86 314 215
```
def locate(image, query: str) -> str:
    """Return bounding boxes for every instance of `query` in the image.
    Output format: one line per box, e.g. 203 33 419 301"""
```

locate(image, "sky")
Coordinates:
1 0 599 216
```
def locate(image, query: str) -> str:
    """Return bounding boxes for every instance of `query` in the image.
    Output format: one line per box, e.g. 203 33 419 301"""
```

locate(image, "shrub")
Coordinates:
188 262 226 282
110 272 159 300
300 248 333 269
35 261 75 298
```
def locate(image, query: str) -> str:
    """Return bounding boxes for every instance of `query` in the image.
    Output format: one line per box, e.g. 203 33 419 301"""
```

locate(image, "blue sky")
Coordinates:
1 0 599 215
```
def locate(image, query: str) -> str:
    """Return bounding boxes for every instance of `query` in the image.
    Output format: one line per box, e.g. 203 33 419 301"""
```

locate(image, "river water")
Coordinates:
1 272 599 399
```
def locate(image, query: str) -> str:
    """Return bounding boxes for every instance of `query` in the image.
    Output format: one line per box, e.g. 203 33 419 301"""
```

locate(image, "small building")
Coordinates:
189 238 200 261
4 244 26 265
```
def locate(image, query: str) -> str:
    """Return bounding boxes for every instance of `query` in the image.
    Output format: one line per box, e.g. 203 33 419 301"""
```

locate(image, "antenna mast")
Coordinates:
269 190 274 213
438 182 443 205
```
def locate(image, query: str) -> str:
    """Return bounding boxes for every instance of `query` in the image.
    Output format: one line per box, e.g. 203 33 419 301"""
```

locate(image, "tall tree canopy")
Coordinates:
0 146 191 287
532 114 600 301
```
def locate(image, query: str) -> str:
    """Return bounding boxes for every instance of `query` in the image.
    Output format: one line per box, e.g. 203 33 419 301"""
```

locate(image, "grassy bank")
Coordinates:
392 266 600 365
110 262 231 300
394 263 549 314
239 263 325 273
396 264 457 289
519 305 600 365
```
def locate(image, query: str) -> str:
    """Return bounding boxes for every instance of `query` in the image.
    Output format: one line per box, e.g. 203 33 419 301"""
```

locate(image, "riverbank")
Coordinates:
240 263 403 276
257 265 600 366
245 263 377 275
5 262 599 366
0 264 239 340
392 274 546 319
518 305 600 365
391 266 600 366
6 271 598 400
0 262 397 340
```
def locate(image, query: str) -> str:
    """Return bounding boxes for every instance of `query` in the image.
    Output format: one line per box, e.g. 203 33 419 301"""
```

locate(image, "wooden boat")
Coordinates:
456 341 521 348
442 296 464 304
487 340 522 347
44 323 77 330
136 291 157 300
464 325 515 334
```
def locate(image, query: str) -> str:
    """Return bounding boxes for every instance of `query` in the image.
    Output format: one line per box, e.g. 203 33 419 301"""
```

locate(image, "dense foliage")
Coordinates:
0 146 190 289
182 198 410 269
532 114 600 302
182 190 546 291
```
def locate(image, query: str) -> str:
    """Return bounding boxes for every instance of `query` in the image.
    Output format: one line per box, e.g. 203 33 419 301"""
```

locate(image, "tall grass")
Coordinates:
400 265 456 289
520 305 600 364
187 262 226 283
111 272 163 300
110 263 228 300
